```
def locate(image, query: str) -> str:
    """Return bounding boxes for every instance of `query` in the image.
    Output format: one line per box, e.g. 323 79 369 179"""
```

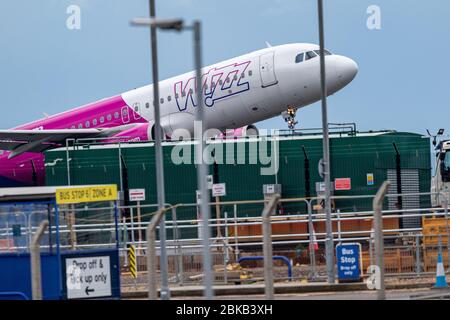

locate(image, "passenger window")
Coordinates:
146 102 150 109
93 119 97 126
167 95 172 102
100 116 105 123
160 98 164 104
295 53 304 63
114 112 119 119
78 123 83 129
107 114 112 121
248 70 253 76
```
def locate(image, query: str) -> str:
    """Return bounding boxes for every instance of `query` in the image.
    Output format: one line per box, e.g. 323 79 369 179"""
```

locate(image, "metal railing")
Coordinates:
113 192 448 288
2 191 450 289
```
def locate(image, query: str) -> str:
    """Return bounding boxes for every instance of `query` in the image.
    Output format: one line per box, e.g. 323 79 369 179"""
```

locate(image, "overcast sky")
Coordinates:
0 0 449 137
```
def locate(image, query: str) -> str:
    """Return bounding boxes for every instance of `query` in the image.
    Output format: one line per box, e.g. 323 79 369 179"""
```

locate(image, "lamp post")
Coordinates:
131 17 214 299
191 21 214 300
317 0 335 283
130 2 183 300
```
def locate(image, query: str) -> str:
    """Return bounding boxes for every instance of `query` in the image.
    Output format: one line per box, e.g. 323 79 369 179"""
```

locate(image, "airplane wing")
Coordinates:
0 129 105 159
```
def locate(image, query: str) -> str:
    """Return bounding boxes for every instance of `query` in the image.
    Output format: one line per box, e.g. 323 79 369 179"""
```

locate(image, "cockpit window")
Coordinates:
295 53 304 63
314 49 332 56
305 51 317 61
296 49 332 64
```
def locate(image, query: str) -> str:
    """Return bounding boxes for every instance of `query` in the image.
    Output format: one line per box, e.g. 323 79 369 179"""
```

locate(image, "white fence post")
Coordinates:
373 181 390 300
262 194 281 300
31 220 49 300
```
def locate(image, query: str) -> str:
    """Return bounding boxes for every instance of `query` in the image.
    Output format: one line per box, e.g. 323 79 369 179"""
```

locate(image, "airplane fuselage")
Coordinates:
0 43 358 187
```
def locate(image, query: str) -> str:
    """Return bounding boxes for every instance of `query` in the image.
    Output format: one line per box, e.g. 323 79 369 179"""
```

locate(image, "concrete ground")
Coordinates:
122 277 450 300
128 288 450 300
185 288 450 300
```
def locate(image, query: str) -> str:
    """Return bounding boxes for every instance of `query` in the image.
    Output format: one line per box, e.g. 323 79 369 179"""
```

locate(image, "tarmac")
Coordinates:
121 279 439 299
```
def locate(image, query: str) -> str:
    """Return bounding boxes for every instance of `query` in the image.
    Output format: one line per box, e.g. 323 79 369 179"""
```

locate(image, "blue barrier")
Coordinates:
238 255 293 281
0 252 61 300
0 199 121 300
0 292 29 300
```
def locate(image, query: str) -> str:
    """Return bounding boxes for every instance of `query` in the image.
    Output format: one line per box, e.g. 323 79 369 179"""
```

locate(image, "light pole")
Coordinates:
317 0 335 283
130 2 182 300
191 21 214 300
147 0 170 301
130 17 214 299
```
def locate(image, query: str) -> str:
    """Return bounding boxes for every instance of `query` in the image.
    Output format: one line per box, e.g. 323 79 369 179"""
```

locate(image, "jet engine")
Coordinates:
105 123 153 143
220 125 259 138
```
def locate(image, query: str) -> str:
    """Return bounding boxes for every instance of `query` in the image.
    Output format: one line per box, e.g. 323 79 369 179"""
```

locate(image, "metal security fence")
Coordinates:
56 202 119 251
0 202 58 254
41 192 450 289
0 201 120 254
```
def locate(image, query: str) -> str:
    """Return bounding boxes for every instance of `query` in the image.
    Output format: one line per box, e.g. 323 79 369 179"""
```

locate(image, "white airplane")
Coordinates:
121 42 358 137
0 43 357 186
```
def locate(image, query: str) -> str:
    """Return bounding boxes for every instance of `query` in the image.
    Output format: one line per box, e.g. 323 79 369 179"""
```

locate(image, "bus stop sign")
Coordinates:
336 243 362 282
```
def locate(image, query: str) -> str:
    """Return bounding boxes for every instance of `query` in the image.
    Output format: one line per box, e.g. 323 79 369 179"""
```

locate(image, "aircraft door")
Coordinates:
121 106 130 124
259 52 278 87
132 102 142 120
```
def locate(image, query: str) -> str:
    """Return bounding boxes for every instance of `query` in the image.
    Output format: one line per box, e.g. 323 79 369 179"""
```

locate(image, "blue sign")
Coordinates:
336 243 361 281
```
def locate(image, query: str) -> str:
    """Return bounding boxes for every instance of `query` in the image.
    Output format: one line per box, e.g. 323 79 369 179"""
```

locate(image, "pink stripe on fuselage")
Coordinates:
0 95 147 186
16 95 146 130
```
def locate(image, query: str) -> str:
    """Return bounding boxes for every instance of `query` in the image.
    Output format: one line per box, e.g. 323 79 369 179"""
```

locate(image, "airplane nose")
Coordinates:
335 56 358 87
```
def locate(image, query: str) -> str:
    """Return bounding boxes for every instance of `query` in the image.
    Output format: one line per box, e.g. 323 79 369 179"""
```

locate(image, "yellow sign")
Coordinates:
55 185 118 204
